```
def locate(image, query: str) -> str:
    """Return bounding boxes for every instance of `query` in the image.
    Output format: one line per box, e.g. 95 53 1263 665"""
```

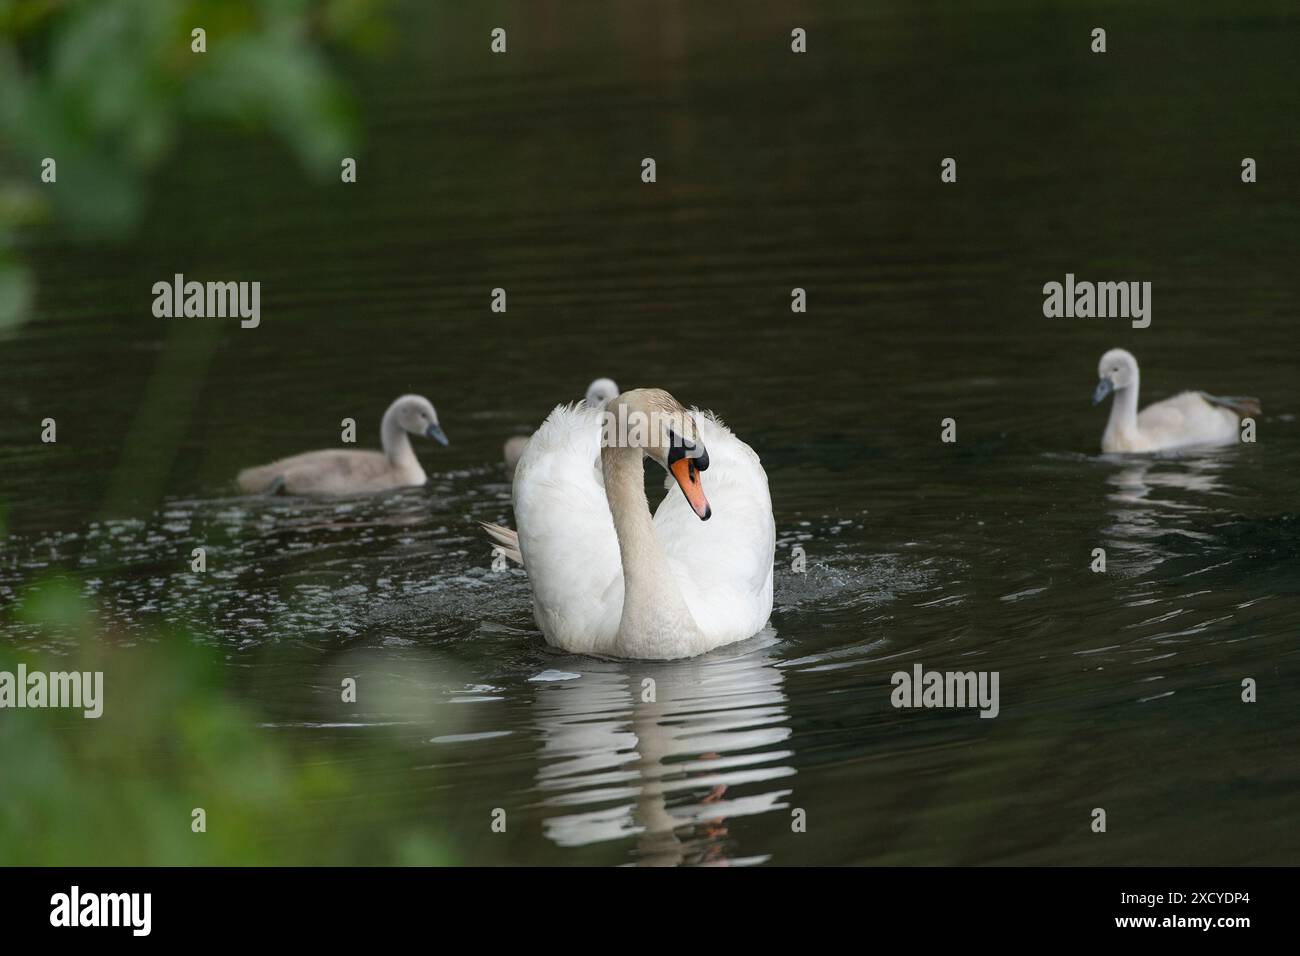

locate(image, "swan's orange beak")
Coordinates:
670 456 711 520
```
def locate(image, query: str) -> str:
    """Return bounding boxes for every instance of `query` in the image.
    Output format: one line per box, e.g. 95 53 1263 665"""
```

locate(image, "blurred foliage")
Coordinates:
0 0 390 330
0 577 453 865
0 3 448 864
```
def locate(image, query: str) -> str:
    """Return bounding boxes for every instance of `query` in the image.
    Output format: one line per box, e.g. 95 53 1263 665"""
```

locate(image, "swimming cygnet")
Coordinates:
503 377 619 478
237 394 448 496
1093 348 1260 454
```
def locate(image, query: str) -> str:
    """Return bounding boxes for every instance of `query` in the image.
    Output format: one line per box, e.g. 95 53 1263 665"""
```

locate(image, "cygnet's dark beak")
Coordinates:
1092 378 1114 406
426 423 449 446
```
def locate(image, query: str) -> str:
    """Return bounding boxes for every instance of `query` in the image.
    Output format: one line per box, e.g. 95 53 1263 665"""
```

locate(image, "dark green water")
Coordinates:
2 1 1298 864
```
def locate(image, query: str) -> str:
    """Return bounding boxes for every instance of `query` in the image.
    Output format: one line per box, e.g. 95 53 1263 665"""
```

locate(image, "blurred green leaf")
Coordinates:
0 0 382 328
0 576 454 865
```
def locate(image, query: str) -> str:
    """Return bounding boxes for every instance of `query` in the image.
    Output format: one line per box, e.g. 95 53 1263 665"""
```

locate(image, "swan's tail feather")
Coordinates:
480 521 523 565
1202 392 1261 420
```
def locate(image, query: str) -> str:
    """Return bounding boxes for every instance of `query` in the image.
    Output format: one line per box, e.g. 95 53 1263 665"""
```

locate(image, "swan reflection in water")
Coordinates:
1102 452 1233 576
527 630 794 866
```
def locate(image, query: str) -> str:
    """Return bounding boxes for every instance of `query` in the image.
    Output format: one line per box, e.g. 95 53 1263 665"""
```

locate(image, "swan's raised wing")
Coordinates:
654 412 775 646
513 403 624 652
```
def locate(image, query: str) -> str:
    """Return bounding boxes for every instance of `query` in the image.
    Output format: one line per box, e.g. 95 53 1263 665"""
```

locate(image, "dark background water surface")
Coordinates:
1 1 1297 865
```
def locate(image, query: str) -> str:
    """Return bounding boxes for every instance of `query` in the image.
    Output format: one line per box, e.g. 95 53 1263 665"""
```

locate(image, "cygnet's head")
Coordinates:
601 387 710 520
585 377 620 408
1094 348 1139 405
387 394 448 445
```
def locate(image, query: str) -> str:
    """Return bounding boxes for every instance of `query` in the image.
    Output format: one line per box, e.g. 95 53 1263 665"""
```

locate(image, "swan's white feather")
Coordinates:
512 403 624 654
1123 390 1240 451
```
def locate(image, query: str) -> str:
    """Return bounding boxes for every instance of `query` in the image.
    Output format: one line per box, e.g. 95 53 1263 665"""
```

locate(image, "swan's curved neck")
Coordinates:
601 444 699 655
380 407 418 468
1107 373 1141 439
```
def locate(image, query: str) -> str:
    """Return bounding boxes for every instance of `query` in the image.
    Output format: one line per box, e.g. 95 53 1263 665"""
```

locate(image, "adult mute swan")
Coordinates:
236 394 448 495
485 387 774 660
1093 348 1259 454
503 377 619 478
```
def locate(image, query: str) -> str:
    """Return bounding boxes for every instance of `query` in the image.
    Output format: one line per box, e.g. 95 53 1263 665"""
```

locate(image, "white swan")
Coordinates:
486 387 774 660
236 394 448 495
503 377 620 478
1093 348 1259 454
